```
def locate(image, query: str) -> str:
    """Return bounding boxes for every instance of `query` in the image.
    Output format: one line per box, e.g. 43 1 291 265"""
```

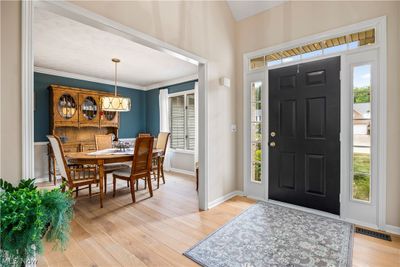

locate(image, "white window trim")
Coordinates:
168 89 195 153
243 16 387 230
250 35 376 71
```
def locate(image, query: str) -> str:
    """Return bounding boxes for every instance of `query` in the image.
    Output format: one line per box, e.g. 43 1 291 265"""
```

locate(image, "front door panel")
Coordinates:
269 57 341 215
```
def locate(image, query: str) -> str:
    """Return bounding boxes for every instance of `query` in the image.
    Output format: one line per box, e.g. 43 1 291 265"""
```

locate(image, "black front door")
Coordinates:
268 57 340 215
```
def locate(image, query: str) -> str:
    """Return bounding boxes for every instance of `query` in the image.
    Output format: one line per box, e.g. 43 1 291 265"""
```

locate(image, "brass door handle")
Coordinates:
270 141 276 147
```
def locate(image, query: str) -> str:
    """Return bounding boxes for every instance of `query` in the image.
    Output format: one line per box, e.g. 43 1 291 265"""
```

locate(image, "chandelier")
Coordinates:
101 58 131 112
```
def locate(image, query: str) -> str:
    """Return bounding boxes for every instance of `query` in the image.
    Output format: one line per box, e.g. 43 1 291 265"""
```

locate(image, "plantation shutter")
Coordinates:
186 93 195 150
170 95 185 149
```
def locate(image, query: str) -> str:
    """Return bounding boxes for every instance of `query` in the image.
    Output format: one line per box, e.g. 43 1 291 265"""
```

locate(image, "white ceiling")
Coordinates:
227 0 286 21
33 9 197 89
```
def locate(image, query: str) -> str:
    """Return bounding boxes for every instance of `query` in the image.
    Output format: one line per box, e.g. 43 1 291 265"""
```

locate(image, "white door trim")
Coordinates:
243 70 267 200
21 0 35 179
341 49 380 228
22 0 209 210
243 16 387 229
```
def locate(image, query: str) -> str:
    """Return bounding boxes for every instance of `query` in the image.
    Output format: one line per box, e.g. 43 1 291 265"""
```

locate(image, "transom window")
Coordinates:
250 28 375 70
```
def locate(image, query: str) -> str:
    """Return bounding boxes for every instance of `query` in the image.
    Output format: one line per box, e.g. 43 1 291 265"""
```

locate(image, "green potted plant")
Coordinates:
0 178 74 267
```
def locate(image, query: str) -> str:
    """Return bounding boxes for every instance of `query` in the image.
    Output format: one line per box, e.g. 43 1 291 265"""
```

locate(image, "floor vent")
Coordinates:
355 227 392 241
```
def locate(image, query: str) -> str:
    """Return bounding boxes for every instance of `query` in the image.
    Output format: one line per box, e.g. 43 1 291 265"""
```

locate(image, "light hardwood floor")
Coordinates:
37 172 400 267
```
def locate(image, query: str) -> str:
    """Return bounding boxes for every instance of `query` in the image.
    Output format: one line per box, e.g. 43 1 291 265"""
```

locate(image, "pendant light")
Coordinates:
101 58 131 112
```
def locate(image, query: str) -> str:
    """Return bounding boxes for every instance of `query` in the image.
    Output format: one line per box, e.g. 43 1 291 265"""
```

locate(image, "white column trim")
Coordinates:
376 17 387 229
21 0 34 178
198 63 209 210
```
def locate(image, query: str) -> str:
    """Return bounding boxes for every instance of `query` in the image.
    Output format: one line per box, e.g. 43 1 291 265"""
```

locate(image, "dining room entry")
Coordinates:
32 6 203 208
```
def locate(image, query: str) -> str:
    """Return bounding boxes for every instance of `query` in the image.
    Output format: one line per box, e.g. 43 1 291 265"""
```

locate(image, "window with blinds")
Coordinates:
186 94 195 150
169 92 195 151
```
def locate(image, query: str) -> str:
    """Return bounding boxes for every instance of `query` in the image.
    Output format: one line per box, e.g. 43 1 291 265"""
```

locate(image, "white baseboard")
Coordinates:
343 217 379 230
245 194 266 202
385 224 400 235
34 176 56 184
208 190 244 209
168 168 195 176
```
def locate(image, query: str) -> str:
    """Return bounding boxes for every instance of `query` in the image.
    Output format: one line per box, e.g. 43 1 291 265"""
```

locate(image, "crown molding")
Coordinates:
34 66 147 90
34 66 198 91
146 74 198 90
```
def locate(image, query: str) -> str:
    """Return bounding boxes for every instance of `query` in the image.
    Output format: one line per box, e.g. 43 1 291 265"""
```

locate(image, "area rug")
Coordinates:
184 202 353 267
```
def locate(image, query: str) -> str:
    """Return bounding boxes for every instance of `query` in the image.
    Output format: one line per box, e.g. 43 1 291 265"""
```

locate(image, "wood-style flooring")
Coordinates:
37 172 400 267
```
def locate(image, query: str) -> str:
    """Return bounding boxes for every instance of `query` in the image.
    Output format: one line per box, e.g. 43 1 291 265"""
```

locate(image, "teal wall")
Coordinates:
145 80 197 136
34 72 147 141
34 72 196 141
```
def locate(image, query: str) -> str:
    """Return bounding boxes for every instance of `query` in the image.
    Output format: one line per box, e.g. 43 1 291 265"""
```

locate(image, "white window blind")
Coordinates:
186 93 195 150
169 92 195 151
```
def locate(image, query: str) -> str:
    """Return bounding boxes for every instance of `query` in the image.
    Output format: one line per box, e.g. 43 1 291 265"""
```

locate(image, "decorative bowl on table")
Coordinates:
114 141 131 152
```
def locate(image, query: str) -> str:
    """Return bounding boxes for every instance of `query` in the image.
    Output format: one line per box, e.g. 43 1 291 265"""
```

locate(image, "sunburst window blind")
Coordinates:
169 92 195 150
250 28 375 70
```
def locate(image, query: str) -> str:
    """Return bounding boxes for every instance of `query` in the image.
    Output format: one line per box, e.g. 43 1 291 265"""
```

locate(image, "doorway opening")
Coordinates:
21 1 209 210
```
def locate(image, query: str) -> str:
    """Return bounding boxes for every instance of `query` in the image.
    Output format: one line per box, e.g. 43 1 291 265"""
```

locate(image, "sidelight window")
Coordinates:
352 64 372 202
251 81 262 182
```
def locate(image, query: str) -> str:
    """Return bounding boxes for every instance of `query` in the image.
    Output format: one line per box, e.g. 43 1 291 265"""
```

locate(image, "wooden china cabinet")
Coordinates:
48 84 122 183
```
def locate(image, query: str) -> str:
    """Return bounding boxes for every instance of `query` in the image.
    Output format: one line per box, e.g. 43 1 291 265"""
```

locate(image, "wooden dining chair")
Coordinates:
95 134 130 193
95 134 113 150
47 135 99 201
112 136 154 203
152 132 170 188
138 133 151 137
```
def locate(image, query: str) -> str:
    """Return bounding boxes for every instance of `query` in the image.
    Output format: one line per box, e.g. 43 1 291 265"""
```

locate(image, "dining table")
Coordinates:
65 148 164 208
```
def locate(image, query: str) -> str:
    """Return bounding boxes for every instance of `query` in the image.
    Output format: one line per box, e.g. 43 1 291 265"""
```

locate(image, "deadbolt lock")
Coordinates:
270 131 276 137
270 141 276 147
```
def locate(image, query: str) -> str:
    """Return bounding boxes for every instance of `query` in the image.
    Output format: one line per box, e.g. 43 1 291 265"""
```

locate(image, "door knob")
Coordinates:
270 141 276 147
270 131 276 137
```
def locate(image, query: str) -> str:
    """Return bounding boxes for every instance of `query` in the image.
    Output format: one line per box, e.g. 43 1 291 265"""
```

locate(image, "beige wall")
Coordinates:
236 1 400 226
1 1 22 185
1 0 399 227
0 1 237 202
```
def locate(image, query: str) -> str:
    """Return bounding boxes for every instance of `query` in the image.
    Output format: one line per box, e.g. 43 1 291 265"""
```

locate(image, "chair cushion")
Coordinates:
113 168 132 178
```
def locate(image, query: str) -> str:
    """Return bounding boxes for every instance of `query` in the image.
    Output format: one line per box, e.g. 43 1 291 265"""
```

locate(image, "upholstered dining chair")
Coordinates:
95 134 130 193
152 132 170 188
112 136 154 203
47 135 99 201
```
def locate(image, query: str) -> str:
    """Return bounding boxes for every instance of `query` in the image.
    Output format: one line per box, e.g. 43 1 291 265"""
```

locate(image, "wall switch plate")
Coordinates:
231 124 237 133
219 77 231 88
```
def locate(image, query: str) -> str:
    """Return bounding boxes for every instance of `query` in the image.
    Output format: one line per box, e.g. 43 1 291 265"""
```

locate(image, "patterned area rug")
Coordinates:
184 202 353 267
